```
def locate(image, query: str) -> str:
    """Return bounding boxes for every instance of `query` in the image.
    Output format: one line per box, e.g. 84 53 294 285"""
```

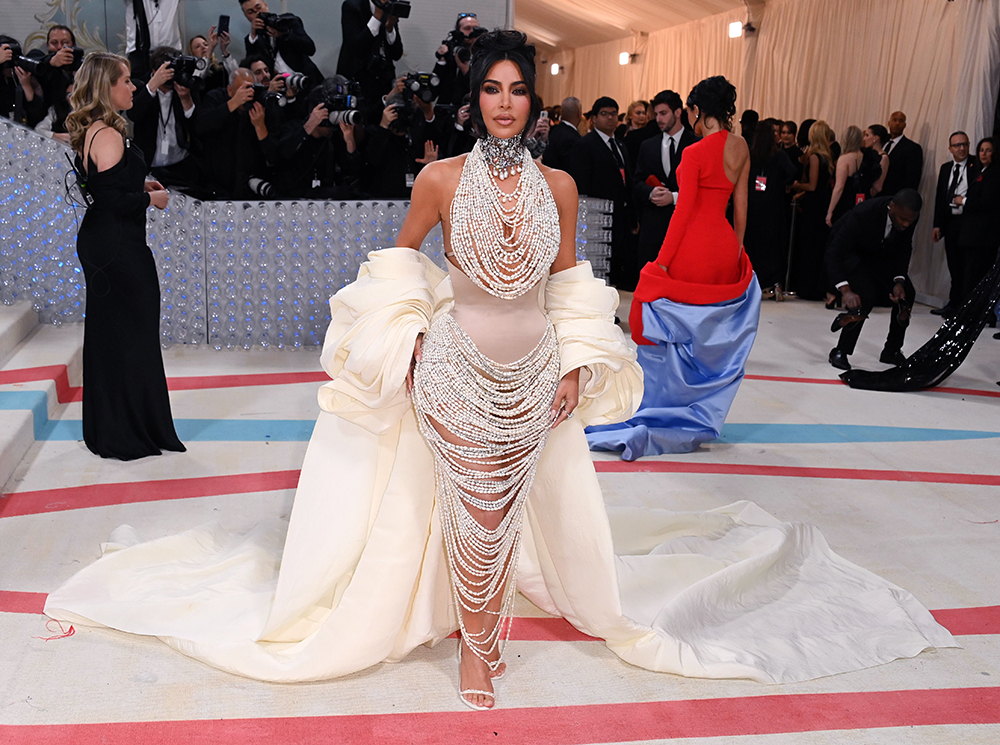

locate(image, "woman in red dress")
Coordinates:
587 76 761 459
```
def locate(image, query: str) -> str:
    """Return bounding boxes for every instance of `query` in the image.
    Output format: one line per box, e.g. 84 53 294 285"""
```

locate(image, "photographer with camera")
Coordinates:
442 94 475 158
337 0 404 119
240 0 323 91
267 76 363 199
0 36 47 127
187 25 237 94
434 13 484 107
128 46 202 191
193 67 279 198
31 26 83 110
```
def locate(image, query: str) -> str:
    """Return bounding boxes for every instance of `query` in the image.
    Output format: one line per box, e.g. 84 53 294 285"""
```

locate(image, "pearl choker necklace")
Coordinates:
481 134 525 181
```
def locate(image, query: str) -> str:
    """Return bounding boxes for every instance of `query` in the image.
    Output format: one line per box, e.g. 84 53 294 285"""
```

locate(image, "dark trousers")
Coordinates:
961 243 999 301
837 268 914 355
941 218 964 307
608 205 636 291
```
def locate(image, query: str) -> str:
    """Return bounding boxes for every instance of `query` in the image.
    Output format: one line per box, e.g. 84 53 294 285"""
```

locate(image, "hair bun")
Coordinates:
686 75 737 129
471 29 533 63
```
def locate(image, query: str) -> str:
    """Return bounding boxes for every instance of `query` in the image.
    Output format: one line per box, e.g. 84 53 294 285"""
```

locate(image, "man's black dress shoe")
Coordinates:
993 332 1000 340
879 349 907 366
829 348 851 370
930 305 953 316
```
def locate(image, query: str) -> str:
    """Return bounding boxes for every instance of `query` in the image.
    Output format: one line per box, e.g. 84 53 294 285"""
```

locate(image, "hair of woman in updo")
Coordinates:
65 52 132 154
686 75 738 130
467 29 542 139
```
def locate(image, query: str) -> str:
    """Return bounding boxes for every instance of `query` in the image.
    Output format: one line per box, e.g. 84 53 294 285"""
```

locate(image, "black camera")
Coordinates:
0 42 41 74
373 0 411 19
258 12 297 33
441 26 486 65
315 78 362 127
404 72 440 104
166 54 207 88
252 83 286 108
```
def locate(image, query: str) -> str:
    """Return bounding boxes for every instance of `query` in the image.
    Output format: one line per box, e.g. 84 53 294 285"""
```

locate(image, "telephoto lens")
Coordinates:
281 72 310 92
328 109 362 126
248 177 274 198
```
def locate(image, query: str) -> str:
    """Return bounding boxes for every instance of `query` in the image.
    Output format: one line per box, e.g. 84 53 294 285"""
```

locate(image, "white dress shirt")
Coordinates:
949 157 969 215
660 129 682 204
246 33 295 76
148 87 195 168
125 0 182 54
368 1 398 45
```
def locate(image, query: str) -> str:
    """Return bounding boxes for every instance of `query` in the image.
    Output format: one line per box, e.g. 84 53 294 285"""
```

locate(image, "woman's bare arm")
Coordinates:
545 166 580 274
733 151 751 248
396 160 449 249
827 156 850 224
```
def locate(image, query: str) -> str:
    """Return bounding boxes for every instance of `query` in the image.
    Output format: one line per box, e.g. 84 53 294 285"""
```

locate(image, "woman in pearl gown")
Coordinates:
45 32 955 711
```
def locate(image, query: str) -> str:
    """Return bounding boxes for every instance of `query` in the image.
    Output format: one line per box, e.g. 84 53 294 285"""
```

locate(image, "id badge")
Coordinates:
755 176 767 192
159 138 170 157
405 172 416 189
312 178 322 190
855 193 866 205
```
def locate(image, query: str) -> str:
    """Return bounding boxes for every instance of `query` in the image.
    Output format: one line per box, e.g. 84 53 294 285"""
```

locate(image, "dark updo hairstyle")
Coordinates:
685 75 737 130
867 124 890 147
468 29 541 139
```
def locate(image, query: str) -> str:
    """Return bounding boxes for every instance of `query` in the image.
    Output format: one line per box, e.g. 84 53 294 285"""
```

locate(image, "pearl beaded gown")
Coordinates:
45 141 955 688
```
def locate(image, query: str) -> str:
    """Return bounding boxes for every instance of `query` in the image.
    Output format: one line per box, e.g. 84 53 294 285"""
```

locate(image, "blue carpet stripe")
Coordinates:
717 423 1000 444
0 390 50 440
38 418 317 442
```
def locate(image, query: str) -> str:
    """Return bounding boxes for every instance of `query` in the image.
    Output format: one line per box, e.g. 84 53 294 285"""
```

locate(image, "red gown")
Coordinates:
630 130 754 345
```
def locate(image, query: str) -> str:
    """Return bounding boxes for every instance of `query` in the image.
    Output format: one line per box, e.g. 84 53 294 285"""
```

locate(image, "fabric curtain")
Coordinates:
530 0 1000 302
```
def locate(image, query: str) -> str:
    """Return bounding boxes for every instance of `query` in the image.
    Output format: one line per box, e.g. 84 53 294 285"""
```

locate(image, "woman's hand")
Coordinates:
550 368 580 428
406 333 424 393
149 189 169 210
144 179 165 193
825 211 833 227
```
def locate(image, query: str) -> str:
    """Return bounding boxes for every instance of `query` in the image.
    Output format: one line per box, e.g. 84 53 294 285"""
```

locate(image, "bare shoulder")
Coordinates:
726 129 750 161
86 123 124 172
539 163 578 203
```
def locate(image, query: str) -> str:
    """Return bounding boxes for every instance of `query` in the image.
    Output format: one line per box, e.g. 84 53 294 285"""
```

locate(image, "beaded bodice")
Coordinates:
448 138 561 301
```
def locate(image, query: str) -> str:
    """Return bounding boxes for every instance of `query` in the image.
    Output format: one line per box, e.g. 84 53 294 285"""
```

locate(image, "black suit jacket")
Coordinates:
127 81 199 171
933 158 979 236
541 120 581 172
633 128 699 261
881 135 923 195
245 14 323 88
337 0 403 106
568 129 633 211
825 196 917 286
958 165 1000 249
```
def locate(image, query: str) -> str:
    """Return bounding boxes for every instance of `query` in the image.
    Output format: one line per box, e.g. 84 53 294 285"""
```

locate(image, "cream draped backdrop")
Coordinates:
533 0 1000 304
46 249 955 684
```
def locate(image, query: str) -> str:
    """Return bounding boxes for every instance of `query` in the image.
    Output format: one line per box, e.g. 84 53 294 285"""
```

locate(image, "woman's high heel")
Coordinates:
457 641 497 711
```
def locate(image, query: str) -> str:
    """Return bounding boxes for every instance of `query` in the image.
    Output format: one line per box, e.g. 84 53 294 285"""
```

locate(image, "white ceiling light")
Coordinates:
729 21 743 38
551 63 560 76
619 51 630 65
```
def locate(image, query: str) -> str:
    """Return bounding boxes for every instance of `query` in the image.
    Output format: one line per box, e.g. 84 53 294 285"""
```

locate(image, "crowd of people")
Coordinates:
2 6 998 358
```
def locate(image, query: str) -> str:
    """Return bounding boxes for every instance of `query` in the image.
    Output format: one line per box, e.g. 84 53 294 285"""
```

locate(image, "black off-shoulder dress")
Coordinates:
76 131 185 459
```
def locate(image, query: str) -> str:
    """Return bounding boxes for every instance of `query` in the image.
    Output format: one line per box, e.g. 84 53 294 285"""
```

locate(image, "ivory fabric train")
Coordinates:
45 249 956 684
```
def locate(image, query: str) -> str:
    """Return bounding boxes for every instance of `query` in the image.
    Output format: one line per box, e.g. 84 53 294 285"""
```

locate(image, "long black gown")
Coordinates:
790 154 832 300
76 134 185 460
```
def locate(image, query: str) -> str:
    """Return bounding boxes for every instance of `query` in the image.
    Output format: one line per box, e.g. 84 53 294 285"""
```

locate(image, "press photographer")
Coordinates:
240 0 323 90
337 0 405 118
434 13 485 107
267 75 362 199
31 26 84 109
360 73 445 198
128 46 202 191
0 37 47 126
193 68 279 198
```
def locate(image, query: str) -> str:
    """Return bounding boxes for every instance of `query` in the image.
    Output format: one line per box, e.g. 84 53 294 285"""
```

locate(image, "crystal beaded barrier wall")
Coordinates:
0 121 613 348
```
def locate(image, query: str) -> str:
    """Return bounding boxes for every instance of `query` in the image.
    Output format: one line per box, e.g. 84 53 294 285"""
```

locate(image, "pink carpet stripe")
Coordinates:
5 460 1000 521
745 373 1000 398
62 371 331 403
593 459 1000 485
0 686 998 744
0 470 301 519
2 588 997 639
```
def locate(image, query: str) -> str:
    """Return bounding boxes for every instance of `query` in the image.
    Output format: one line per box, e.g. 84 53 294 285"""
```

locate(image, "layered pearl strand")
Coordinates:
449 136 561 300
413 313 561 672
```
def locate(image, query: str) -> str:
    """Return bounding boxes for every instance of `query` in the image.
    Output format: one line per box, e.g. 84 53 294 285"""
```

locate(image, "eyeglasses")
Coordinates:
457 12 477 19
950 142 970 148
596 110 618 118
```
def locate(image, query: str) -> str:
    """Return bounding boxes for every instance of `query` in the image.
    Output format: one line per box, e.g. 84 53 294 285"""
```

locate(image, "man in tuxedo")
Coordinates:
128 47 202 190
880 111 924 195
124 0 183 79
240 0 323 90
569 96 636 289
930 131 978 317
541 96 581 172
826 189 922 370
337 0 404 119
633 90 699 267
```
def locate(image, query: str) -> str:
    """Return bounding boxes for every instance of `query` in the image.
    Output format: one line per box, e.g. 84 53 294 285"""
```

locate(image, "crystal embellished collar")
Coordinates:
481 133 525 181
